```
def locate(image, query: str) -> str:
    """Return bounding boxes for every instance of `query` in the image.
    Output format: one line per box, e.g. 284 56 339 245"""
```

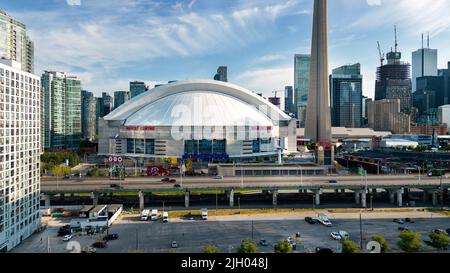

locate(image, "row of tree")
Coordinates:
200 231 449 253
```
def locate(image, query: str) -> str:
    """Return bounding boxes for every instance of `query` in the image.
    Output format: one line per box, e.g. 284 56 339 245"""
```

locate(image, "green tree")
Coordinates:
238 239 257 253
398 231 423 253
341 239 360 253
52 166 71 176
274 240 293 253
202 245 219 253
429 231 449 251
371 235 390 253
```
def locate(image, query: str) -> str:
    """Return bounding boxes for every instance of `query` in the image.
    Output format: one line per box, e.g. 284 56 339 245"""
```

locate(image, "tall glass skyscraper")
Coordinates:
130 81 147 98
41 71 82 150
114 91 130 109
294 54 311 127
330 63 363 128
81 90 97 140
412 36 438 93
0 10 34 73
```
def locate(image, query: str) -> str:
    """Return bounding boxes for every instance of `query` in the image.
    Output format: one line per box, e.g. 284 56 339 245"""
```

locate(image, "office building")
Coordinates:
438 105 450 133
410 124 447 136
81 90 97 141
284 86 295 114
130 81 147 98
362 96 372 126
0 59 41 252
330 63 363 128
42 71 82 150
294 54 311 126
375 38 412 114
0 10 34 73
413 76 445 124
101 92 113 117
114 91 130 110
412 35 438 93
368 99 410 134
268 96 281 109
213 66 227 82
438 62 450 105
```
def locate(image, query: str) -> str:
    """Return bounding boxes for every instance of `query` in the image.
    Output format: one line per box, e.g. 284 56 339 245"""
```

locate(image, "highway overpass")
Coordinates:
40 175 450 209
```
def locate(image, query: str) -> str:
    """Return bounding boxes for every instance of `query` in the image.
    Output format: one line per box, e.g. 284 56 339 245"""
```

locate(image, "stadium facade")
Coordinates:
98 80 298 163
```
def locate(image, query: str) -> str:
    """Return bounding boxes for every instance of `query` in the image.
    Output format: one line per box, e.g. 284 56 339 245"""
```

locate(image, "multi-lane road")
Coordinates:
41 175 450 193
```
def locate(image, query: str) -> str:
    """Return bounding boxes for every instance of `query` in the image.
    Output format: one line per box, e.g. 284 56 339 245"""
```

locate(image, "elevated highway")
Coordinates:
40 175 450 209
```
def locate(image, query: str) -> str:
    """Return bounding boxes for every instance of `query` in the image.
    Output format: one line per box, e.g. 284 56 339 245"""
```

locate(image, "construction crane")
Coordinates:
272 90 279 98
377 41 385 66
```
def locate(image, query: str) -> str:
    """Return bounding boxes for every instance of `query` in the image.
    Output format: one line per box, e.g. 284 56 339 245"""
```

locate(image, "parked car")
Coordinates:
405 218 415 223
393 219 404 224
103 233 119 241
62 234 73 241
433 229 446 235
259 239 268 246
92 241 107 248
330 232 343 240
171 241 178 248
305 217 317 224
316 247 333 254
81 246 97 253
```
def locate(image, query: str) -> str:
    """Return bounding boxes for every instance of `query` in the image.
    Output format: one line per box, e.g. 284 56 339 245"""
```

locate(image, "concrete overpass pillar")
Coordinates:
354 191 360 205
432 191 438 206
43 194 51 207
92 193 99 206
314 190 321 206
229 190 234 207
138 191 145 211
272 190 278 206
361 191 367 208
397 190 403 207
389 190 395 204
185 191 190 208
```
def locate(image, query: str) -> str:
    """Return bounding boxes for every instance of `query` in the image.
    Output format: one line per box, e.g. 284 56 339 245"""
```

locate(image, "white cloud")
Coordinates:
66 0 81 6
234 66 293 95
353 0 450 36
366 0 381 6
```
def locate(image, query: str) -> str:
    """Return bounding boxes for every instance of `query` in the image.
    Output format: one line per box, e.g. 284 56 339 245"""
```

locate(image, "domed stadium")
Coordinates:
98 80 297 163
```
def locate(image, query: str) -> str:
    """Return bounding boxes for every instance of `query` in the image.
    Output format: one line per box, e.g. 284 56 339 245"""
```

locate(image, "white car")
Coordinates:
330 232 343 240
319 219 332 227
171 241 178 248
62 234 73 241
214 175 224 179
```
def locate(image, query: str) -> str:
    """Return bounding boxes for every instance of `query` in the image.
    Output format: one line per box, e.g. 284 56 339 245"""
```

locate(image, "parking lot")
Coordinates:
12 211 450 253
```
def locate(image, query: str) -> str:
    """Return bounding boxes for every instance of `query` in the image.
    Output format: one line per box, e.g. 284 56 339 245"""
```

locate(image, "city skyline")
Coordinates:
2 0 450 98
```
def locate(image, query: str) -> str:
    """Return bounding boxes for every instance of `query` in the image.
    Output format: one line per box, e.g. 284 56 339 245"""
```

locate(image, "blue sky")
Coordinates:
3 0 450 99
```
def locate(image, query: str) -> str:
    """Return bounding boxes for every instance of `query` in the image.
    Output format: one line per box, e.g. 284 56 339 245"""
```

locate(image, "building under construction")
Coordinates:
375 27 412 115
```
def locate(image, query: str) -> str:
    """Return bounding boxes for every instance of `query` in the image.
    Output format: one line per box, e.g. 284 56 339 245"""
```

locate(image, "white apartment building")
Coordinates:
0 58 40 252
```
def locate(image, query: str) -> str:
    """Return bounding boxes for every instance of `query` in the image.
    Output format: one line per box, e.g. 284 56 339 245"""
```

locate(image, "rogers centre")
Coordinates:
98 80 298 167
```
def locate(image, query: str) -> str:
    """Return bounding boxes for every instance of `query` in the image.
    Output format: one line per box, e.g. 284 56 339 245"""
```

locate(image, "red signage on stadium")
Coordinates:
250 126 273 131
125 126 155 131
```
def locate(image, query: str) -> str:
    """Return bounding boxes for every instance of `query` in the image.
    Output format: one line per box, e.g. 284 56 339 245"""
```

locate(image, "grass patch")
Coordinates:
427 208 450 217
